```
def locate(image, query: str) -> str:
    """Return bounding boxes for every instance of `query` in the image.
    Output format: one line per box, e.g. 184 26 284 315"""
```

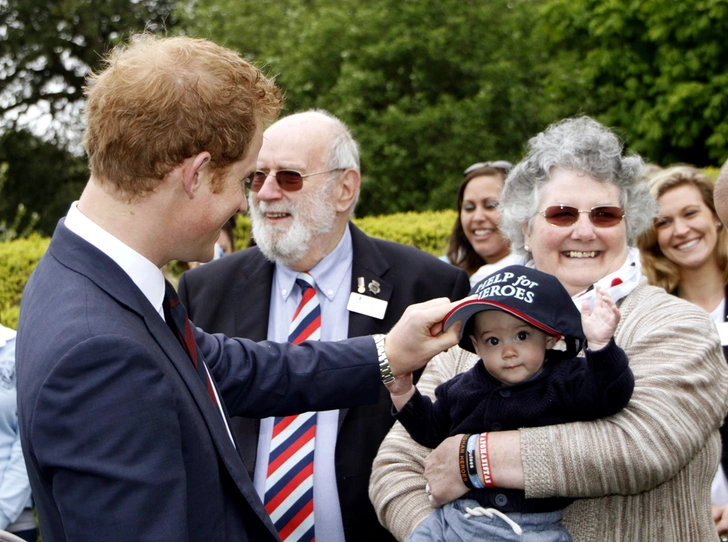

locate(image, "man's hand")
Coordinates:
423 434 469 507
384 297 466 376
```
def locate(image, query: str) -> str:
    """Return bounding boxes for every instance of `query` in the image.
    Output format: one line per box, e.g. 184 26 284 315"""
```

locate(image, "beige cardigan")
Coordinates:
369 280 728 541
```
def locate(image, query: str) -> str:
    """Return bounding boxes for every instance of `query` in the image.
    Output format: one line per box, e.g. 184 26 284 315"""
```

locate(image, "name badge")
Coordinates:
347 292 388 320
716 321 728 346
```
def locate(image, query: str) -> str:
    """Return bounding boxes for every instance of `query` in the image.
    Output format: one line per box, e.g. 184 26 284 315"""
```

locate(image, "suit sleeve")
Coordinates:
196 329 381 418
29 336 191 542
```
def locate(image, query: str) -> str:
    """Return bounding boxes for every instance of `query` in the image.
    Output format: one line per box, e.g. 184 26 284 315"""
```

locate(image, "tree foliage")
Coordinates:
184 0 554 215
536 0 728 166
0 0 178 138
0 130 88 236
0 0 179 234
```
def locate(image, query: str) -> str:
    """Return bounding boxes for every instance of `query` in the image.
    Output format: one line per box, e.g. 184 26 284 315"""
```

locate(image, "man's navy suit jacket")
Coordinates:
179 223 470 541
15 221 383 542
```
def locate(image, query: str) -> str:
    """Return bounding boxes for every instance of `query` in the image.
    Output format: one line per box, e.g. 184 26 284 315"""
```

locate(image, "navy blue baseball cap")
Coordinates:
443 265 586 357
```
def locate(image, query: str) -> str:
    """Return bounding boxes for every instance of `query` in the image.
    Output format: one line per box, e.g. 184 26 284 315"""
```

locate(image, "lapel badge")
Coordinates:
368 280 381 295
357 276 366 294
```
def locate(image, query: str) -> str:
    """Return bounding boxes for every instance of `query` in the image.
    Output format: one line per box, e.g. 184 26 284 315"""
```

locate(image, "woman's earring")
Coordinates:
524 245 531 252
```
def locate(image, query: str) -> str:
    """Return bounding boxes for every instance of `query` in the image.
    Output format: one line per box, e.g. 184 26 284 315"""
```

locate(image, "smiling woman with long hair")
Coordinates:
637 165 728 537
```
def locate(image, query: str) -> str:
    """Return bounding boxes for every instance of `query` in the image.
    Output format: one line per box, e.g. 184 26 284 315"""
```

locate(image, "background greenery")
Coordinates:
2 0 728 236
0 210 456 328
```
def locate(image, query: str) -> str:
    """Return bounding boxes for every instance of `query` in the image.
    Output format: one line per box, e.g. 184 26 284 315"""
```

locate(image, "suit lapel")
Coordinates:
147 319 278 537
346 224 393 337
232 249 274 342
337 224 393 430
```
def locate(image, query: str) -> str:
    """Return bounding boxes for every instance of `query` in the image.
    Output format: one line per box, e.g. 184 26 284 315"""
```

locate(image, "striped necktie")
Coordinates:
162 280 218 407
264 272 320 542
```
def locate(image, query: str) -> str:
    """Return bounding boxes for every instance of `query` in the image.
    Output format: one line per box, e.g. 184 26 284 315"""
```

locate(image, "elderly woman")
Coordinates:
370 117 728 541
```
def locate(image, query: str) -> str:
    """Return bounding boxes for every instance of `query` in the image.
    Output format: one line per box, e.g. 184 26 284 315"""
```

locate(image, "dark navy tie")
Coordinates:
162 281 218 407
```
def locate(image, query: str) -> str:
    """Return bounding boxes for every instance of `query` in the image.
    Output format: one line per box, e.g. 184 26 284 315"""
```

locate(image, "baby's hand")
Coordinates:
580 286 620 351
386 372 415 411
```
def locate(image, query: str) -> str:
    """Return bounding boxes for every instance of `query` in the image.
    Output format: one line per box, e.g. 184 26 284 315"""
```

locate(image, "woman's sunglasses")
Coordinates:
245 168 345 192
539 205 626 228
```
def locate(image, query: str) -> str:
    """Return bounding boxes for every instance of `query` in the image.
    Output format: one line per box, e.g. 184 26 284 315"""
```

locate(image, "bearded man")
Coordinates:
178 110 469 542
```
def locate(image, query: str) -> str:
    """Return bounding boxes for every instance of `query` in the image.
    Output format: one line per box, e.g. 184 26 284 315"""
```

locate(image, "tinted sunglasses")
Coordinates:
464 160 513 176
539 205 626 228
245 168 345 192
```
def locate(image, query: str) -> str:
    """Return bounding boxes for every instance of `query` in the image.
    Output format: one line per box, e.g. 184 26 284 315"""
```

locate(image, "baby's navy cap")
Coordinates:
443 265 586 355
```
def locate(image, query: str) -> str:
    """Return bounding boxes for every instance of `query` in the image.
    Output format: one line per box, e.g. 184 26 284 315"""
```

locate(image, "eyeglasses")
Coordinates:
464 160 514 176
245 168 345 192
539 205 626 228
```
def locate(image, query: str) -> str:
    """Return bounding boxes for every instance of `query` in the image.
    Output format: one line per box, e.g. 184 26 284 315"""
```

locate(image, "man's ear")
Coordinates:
182 152 212 199
335 169 361 214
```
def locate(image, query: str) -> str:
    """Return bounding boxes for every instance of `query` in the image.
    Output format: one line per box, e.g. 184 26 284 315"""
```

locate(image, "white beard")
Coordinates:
250 181 338 267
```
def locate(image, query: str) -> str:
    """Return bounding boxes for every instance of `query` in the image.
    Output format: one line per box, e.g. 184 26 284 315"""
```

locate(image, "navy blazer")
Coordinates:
15 221 382 542
179 223 470 541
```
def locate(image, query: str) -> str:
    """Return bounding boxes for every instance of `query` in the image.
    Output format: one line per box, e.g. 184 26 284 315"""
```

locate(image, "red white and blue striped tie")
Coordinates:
264 272 320 542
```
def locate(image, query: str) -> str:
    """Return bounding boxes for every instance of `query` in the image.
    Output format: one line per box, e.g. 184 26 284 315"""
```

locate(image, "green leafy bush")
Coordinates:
355 210 457 256
0 235 50 328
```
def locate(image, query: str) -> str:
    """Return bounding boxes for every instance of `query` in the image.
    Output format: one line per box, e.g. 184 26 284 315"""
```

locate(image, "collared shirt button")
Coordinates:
491 422 502 431
495 494 508 507
500 389 511 397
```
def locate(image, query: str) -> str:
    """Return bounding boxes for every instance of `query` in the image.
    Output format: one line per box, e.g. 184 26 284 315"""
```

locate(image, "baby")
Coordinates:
387 265 634 541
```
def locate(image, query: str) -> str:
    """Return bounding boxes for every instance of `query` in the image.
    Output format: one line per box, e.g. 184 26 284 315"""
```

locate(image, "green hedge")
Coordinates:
0 210 458 328
0 234 50 328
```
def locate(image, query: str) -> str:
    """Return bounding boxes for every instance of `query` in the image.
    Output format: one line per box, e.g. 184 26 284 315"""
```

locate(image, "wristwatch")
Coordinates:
373 334 395 384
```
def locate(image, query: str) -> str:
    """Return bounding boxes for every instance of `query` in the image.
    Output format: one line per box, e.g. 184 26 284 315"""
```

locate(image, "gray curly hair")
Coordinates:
499 116 658 257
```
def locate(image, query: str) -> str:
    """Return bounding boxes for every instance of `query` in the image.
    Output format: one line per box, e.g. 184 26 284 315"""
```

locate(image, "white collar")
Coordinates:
275 225 353 302
65 202 166 316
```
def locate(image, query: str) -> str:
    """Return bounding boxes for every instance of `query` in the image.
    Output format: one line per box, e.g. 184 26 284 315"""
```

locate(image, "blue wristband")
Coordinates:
466 433 485 489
